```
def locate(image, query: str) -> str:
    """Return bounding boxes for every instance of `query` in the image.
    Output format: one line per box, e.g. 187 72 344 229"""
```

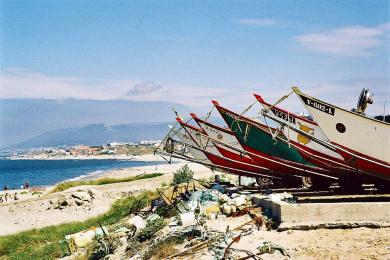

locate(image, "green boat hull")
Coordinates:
220 110 315 166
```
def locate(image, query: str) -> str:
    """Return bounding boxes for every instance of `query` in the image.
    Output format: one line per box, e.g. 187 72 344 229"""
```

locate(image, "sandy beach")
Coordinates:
1 153 389 259
0 154 217 236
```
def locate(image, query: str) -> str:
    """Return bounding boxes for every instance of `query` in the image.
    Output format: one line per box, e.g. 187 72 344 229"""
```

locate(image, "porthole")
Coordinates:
336 123 346 133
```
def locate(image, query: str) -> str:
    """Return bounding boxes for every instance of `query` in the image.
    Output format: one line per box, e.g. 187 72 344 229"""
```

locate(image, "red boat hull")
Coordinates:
212 101 337 180
202 150 274 179
332 142 390 182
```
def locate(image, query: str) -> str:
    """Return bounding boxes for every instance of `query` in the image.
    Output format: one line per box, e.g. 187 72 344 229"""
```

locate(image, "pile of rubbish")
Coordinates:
61 181 288 260
49 189 96 210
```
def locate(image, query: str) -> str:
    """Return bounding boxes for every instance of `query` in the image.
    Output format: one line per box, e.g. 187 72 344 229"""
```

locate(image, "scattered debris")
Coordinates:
137 214 166 241
60 180 281 260
258 241 290 257
268 192 295 203
49 189 97 210
65 226 109 253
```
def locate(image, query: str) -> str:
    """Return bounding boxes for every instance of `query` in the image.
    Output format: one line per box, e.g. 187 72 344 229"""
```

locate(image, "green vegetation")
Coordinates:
171 164 194 186
0 191 155 260
137 216 166 242
51 173 163 193
32 191 42 195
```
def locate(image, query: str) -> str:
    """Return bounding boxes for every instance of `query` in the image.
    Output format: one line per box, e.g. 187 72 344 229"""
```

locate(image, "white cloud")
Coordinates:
127 82 162 96
0 68 235 107
235 18 276 27
296 23 389 56
1 69 388 116
0 68 136 100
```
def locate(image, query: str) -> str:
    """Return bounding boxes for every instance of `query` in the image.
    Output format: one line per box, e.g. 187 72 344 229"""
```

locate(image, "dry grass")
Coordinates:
0 191 155 259
51 173 163 193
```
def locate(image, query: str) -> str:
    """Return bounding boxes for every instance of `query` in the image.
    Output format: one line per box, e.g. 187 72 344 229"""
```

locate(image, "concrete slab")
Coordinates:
252 195 390 230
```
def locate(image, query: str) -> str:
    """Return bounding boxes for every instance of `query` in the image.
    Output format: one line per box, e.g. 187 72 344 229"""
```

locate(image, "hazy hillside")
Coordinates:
4 122 174 150
0 99 200 148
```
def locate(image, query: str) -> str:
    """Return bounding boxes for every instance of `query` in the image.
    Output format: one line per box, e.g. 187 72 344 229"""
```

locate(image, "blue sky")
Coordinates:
0 0 389 114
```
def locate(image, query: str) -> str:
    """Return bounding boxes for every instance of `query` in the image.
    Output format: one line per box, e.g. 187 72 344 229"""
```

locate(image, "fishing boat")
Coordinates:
172 128 211 164
190 113 305 187
254 94 373 188
212 100 341 188
176 117 278 180
292 87 390 183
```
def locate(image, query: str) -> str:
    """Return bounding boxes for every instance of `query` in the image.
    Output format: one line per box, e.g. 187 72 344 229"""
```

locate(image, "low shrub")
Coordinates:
171 164 194 186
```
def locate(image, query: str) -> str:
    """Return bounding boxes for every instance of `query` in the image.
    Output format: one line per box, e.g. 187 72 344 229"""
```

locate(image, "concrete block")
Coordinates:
252 195 390 229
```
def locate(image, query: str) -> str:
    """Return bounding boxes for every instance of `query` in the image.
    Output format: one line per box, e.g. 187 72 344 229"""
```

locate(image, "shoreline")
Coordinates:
4 153 159 161
0 153 178 196
0 155 217 236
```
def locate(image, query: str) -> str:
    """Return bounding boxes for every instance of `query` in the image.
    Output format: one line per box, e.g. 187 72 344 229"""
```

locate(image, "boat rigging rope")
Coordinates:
258 90 294 147
286 111 291 148
262 115 280 143
154 107 191 153
261 90 293 114
243 124 250 142
203 105 214 121
231 99 258 135
240 99 258 117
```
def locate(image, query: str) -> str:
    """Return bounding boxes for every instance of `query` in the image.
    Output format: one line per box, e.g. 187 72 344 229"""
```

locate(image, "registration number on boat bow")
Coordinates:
301 96 335 116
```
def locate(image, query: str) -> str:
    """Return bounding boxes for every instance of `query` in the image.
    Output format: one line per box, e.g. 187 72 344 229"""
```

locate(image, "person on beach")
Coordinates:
14 193 19 200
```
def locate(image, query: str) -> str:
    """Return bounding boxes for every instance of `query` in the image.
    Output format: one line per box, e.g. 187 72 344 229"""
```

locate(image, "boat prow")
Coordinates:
292 87 390 182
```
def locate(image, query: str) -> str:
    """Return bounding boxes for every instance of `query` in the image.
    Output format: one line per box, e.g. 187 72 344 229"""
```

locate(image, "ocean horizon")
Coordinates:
0 159 166 189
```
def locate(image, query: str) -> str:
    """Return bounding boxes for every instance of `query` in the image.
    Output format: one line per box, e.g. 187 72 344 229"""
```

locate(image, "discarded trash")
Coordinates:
222 204 232 216
258 241 290 257
180 212 196 226
188 190 220 210
268 192 293 202
128 215 146 231
232 195 246 207
159 181 205 206
95 227 109 238
218 194 230 203
137 214 166 241
204 204 220 214
65 226 108 252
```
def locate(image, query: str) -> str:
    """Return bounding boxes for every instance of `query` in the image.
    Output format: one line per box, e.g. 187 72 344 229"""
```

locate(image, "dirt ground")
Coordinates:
197 215 390 260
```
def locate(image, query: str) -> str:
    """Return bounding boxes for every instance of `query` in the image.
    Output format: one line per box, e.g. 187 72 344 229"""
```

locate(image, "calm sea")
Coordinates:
0 159 166 189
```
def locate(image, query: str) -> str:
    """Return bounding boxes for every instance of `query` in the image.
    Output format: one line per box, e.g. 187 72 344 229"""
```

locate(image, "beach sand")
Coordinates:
1 154 389 259
0 154 217 236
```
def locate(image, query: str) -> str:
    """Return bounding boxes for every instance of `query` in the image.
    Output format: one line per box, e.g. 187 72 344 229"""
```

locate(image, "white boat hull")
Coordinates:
293 87 390 181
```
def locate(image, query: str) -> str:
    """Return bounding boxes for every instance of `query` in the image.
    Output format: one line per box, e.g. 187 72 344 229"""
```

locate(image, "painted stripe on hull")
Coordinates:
192 116 303 179
213 102 338 179
255 94 355 166
332 142 390 181
176 119 278 179
289 140 359 174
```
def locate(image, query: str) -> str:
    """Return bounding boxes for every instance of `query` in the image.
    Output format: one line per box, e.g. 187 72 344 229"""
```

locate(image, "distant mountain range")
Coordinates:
0 98 204 149
4 122 173 150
